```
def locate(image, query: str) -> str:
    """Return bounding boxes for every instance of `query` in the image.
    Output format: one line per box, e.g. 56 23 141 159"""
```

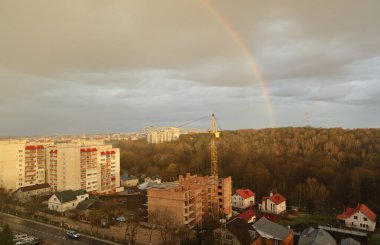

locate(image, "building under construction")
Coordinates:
147 173 232 229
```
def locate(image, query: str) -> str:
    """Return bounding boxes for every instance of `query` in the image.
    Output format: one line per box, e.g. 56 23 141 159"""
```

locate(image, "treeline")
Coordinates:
116 127 380 214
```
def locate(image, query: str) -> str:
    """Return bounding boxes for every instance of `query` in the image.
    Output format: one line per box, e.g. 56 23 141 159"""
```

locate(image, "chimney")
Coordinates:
270 192 273 197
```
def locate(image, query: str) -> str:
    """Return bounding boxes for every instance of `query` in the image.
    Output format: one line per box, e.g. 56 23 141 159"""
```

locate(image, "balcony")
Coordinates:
184 217 195 225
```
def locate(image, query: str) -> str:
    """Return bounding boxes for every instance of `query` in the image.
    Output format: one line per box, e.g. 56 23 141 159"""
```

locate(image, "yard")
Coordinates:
279 212 333 231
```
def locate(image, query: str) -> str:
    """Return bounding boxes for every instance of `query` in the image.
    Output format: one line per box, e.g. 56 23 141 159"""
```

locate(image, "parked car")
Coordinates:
13 233 28 243
114 215 126 222
15 236 36 245
66 230 80 239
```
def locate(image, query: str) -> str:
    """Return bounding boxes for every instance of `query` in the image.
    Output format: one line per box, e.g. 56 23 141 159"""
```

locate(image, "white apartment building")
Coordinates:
0 139 122 195
0 140 51 192
47 140 122 194
146 127 180 144
0 140 26 192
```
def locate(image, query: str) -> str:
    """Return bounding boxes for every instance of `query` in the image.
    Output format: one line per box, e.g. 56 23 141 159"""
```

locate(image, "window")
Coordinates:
364 217 368 221
354 216 358 220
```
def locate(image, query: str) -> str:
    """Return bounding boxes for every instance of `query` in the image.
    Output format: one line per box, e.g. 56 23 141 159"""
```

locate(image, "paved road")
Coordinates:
0 213 119 245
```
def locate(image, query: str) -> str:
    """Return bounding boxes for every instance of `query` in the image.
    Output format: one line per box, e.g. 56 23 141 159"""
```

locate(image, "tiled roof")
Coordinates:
263 193 286 205
252 217 292 241
238 209 256 222
235 189 255 199
337 203 377 222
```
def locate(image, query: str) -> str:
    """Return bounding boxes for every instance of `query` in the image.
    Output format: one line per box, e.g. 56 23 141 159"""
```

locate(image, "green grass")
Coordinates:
369 233 380 245
279 212 332 227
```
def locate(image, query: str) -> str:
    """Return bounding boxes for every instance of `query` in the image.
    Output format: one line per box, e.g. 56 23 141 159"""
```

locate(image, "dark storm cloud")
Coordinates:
0 0 379 135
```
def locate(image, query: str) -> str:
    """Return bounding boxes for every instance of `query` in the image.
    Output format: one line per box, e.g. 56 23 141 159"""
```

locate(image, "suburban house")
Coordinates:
12 183 51 203
336 203 377 231
238 208 256 224
298 227 336 245
214 218 258 245
48 189 89 212
120 173 139 187
232 189 255 209
251 217 294 245
259 193 286 214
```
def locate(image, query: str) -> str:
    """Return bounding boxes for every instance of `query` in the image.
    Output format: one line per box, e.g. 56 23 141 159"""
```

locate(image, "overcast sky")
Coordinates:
1 0 379 136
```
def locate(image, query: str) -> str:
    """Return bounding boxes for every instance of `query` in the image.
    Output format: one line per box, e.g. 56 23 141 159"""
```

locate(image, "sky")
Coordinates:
1 0 380 136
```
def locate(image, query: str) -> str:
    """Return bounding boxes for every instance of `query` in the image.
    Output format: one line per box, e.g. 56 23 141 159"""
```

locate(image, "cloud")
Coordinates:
0 0 379 135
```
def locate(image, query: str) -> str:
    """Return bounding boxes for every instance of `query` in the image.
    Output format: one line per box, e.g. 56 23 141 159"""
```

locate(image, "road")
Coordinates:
0 213 119 245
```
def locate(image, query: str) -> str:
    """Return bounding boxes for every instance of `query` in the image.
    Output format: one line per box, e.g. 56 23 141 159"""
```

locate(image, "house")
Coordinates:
238 208 256 223
48 189 89 212
214 218 258 245
336 203 377 231
251 217 294 245
259 193 286 214
76 199 104 223
298 227 336 245
120 173 139 187
12 183 51 203
232 189 255 209
138 176 162 190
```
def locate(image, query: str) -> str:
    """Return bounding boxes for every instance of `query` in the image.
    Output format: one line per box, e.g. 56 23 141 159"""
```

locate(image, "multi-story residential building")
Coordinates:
337 203 377 231
146 127 180 144
232 189 255 209
46 140 122 194
0 140 27 192
259 193 286 215
147 173 232 229
0 139 122 195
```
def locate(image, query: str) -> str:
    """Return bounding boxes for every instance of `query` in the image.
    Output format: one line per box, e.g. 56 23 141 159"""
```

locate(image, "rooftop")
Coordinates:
53 189 87 203
252 217 292 241
337 203 377 222
299 227 336 245
14 183 50 193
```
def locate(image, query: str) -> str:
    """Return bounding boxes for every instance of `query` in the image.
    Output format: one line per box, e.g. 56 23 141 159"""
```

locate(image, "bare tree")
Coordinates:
124 211 139 245
149 208 179 245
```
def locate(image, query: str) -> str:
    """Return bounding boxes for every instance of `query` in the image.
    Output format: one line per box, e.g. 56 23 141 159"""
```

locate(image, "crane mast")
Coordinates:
210 114 220 218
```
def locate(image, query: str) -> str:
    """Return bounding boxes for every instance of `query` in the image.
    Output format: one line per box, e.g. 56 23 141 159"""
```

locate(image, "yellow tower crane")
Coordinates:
210 113 220 218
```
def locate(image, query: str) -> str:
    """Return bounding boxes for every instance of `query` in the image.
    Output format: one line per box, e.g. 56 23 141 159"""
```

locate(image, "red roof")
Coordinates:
106 151 110 154
80 149 86 153
235 189 255 199
25 146 36 150
111 150 115 154
238 209 256 222
263 193 286 205
36 145 44 149
101 152 106 155
92 148 97 151
337 204 377 222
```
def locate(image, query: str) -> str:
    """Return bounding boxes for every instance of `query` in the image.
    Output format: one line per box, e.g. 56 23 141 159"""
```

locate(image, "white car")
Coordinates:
15 236 36 245
66 230 80 239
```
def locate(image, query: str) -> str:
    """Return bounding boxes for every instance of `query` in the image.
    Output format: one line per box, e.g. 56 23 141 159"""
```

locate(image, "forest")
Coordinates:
116 127 380 214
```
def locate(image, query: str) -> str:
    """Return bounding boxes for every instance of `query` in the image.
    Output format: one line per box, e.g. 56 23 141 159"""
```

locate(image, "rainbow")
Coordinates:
200 0 277 127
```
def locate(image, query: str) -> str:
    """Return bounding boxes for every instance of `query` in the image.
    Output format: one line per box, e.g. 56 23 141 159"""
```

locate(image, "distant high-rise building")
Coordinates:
305 112 311 127
146 127 180 144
